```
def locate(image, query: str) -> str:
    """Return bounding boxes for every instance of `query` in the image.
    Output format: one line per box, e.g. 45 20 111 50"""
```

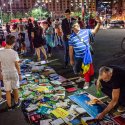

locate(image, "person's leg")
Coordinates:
47 45 52 57
82 64 93 89
64 41 69 67
0 89 1 100
3 77 12 108
59 36 63 46
28 34 33 52
6 91 11 107
35 48 41 61
40 46 47 60
13 89 19 103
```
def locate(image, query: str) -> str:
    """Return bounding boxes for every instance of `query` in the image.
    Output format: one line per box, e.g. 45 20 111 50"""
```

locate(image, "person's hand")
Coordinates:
70 60 74 66
19 75 22 81
95 16 101 23
96 112 105 120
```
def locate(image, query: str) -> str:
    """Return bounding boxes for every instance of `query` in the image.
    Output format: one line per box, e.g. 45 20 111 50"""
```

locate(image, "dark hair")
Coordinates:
65 9 71 14
19 18 22 21
6 35 15 45
28 18 32 23
34 21 38 27
56 19 59 21
47 17 52 26
78 17 81 21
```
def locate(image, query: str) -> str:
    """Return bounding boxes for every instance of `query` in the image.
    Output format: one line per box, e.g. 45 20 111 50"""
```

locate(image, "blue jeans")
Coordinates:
64 41 69 66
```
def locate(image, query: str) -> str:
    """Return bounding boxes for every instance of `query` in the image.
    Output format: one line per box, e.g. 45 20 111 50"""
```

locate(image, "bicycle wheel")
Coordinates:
121 38 125 51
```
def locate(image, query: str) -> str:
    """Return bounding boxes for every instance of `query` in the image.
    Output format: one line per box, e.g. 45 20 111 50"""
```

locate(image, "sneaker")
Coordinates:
7 107 13 112
14 101 21 109
117 106 125 113
48 54 52 58
37 58 41 62
83 82 89 90
76 77 85 83
0 98 6 104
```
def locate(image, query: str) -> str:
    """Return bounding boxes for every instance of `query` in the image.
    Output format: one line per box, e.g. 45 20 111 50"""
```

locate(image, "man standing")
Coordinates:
27 18 34 53
69 16 101 89
96 66 125 119
62 9 75 68
18 18 25 39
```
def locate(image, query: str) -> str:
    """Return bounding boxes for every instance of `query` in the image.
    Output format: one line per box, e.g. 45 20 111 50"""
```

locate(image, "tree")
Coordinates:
2 13 10 23
30 8 50 20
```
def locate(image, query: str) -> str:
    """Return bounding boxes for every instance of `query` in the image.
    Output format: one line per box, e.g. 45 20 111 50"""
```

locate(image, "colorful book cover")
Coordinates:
69 93 106 118
113 114 125 125
51 108 69 118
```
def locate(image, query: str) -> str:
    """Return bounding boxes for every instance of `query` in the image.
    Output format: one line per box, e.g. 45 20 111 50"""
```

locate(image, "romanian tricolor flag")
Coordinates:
82 63 94 83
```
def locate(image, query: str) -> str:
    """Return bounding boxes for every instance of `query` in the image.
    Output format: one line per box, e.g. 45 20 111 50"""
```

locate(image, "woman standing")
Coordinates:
32 21 47 61
43 21 54 57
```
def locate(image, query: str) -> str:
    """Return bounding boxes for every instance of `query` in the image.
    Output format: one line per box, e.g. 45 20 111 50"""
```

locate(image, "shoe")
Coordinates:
0 98 6 104
7 107 13 111
117 106 125 113
76 77 85 83
37 58 41 62
14 101 21 109
83 82 89 90
48 54 52 58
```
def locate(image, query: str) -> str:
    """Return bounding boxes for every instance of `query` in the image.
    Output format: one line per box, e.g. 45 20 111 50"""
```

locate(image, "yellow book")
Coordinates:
51 108 69 118
35 86 48 92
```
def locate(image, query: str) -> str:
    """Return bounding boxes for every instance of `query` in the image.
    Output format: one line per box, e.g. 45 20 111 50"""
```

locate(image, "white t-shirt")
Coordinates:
0 49 19 73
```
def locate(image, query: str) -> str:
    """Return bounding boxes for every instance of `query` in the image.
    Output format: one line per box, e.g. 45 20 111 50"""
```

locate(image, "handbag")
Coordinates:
76 33 92 65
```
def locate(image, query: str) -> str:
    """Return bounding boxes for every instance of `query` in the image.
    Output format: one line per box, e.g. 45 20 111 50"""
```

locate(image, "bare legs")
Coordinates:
6 89 19 108
6 91 11 107
35 46 47 61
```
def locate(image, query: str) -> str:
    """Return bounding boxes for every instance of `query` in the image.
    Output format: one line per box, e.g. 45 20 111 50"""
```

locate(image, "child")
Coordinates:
0 34 22 110
17 33 26 54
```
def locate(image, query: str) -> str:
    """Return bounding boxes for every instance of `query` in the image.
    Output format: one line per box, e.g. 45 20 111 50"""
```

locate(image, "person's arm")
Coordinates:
15 61 21 75
91 16 101 35
69 46 74 66
61 20 65 33
96 89 120 119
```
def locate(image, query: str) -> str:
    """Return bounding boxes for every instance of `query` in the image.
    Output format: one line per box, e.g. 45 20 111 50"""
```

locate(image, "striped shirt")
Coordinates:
69 29 91 58
0 25 4 36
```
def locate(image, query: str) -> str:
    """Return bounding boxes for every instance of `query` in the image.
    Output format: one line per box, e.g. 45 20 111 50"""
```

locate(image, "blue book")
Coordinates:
69 93 106 118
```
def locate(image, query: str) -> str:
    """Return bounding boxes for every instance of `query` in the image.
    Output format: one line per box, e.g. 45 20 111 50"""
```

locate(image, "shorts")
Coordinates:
2 72 19 91
73 58 83 74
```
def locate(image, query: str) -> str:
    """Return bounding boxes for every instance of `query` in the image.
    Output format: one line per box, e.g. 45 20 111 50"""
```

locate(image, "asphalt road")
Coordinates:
0 29 125 125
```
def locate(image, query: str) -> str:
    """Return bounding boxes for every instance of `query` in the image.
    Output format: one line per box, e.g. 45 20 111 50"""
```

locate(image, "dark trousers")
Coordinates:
47 45 51 54
64 41 69 66
28 33 34 52
56 33 63 46
102 88 125 106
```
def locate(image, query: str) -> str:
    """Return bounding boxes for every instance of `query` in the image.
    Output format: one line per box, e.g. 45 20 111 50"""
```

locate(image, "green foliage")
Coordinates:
2 13 10 23
72 11 82 18
30 8 50 20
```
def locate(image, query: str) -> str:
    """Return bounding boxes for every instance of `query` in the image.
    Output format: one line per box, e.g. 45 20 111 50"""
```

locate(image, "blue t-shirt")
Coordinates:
68 29 91 58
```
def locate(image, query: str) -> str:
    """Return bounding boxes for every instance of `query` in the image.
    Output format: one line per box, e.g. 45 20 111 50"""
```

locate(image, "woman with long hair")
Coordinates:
43 21 54 57
32 21 47 61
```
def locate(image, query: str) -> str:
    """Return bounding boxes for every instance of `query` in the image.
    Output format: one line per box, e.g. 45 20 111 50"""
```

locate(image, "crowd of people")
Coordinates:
0 8 125 120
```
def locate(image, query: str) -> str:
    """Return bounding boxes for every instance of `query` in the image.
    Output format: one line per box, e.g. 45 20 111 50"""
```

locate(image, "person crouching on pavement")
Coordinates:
96 66 125 120
0 35 22 111
69 16 101 89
